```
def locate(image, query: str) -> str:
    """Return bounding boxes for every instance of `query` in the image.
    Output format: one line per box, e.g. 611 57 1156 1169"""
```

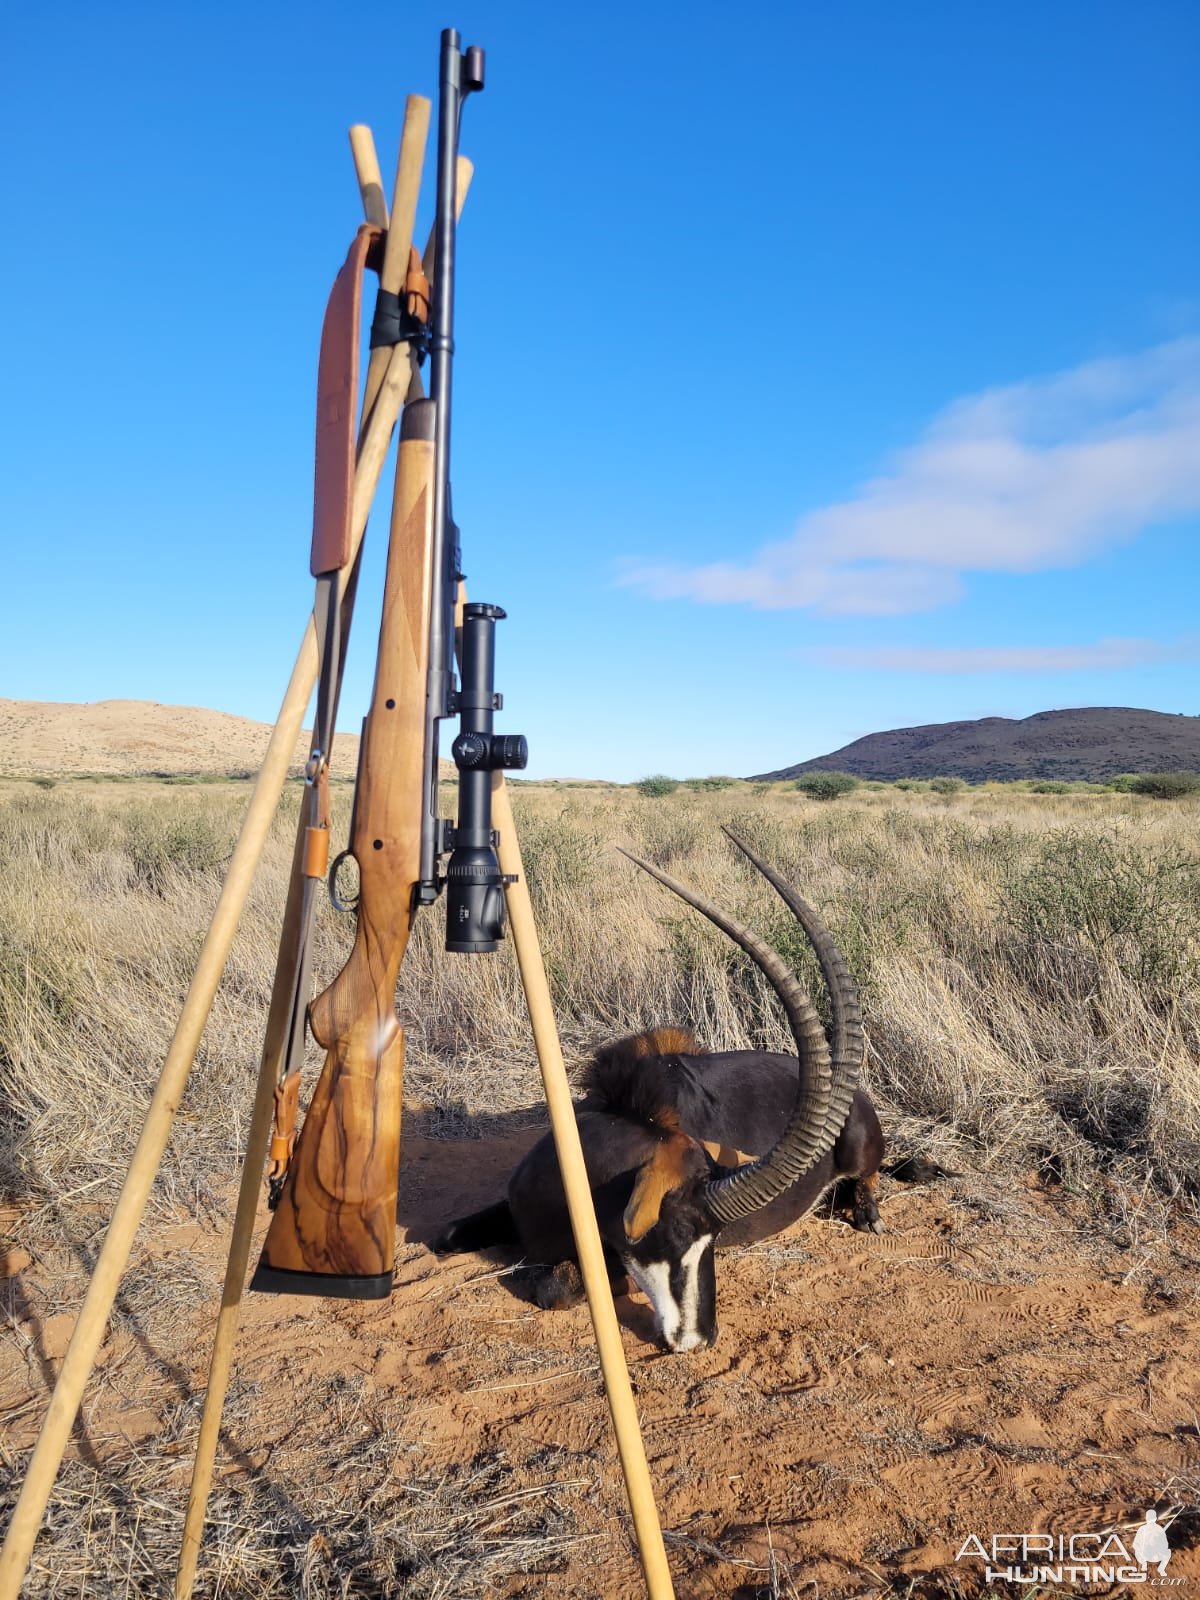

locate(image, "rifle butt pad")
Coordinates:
249 1262 393 1299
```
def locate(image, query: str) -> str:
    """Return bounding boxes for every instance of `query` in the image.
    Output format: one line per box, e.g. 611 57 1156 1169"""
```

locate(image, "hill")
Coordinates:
0 698 362 779
749 706 1200 784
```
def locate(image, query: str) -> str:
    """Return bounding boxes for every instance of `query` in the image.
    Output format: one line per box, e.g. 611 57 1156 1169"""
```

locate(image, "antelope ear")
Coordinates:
624 1135 694 1243
700 1139 756 1170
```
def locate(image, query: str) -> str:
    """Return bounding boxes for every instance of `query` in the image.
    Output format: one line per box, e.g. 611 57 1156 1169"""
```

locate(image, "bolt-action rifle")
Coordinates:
251 28 526 1300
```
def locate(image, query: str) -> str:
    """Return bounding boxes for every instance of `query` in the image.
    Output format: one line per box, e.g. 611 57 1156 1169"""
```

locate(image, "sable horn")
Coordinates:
721 827 863 1153
618 846 834 1225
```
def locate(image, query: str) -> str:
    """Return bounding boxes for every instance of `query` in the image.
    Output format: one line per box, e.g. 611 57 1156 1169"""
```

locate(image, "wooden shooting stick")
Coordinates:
492 776 676 1599
0 118 433 1600
348 123 388 227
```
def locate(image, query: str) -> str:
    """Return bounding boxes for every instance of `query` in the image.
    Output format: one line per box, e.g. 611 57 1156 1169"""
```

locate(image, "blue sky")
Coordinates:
2 2 1197 780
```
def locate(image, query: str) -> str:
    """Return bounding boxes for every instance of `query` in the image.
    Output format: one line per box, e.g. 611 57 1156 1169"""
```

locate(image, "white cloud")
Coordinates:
802 637 1200 674
619 338 1200 614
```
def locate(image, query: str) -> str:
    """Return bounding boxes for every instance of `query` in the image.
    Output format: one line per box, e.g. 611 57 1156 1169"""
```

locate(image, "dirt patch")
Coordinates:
3 1120 1199 1596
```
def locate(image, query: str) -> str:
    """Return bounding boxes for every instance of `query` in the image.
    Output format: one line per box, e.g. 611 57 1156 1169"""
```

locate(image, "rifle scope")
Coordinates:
415 28 529 952
445 603 527 952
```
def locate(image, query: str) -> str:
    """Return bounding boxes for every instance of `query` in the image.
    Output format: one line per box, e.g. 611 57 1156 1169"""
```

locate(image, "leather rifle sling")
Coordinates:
269 223 413 1198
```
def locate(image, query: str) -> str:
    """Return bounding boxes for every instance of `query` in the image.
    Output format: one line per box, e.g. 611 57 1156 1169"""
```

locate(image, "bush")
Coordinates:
1030 780 1071 794
892 778 927 792
1130 771 1200 799
127 809 234 891
681 775 738 791
1007 827 1200 992
795 770 859 801
636 774 679 798
929 776 965 794
1108 773 1139 792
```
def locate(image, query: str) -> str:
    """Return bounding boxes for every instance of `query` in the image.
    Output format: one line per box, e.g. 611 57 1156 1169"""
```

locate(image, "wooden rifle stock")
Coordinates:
251 398 436 1297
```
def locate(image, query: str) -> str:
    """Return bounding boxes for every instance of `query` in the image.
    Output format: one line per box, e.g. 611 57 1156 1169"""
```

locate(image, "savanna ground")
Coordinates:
2 776 1200 1597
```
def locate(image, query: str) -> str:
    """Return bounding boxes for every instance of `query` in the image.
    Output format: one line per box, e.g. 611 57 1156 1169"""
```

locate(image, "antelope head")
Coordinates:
614 829 864 1351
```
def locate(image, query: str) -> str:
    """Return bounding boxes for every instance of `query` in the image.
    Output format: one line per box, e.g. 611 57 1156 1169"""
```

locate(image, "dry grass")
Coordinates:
2 778 1198 1229
17 1444 593 1598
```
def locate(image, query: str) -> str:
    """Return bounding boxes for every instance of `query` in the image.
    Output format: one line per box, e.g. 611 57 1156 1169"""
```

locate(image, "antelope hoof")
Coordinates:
432 1223 461 1254
852 1174 883 1234
534 1260 584 1311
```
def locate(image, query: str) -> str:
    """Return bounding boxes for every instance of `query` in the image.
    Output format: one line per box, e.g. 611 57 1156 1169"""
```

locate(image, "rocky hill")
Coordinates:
750 707 1200 784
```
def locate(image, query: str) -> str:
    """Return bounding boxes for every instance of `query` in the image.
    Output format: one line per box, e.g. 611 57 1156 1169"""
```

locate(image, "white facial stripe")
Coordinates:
627 1259 679 1347
678 1234 712 1349
626 1234 713 1352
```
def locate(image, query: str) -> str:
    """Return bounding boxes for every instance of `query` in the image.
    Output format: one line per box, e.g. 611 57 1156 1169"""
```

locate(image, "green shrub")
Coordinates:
1030 780 1071 794
125 805 236 892
892 778 927 792
1108 773 1139 792
1007 827 1200 992
1130 771 1200 799
929 776 965 794
636 774 679 798
511 807 605 890
794 770 859 801
681 775 738 791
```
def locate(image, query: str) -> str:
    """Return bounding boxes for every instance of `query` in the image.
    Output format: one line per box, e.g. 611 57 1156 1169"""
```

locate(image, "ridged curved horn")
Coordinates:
722 828 863 1149
618 847 832 1225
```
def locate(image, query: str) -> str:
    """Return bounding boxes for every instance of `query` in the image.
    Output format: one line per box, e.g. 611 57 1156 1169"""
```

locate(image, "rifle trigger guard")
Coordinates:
328 848 359 913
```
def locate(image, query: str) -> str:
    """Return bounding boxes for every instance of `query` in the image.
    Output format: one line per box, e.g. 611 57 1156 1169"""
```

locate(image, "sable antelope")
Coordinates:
436 830 884 1352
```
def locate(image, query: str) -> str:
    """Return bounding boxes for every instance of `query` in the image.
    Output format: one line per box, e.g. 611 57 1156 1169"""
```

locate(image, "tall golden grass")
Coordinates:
2 777 1198 1230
